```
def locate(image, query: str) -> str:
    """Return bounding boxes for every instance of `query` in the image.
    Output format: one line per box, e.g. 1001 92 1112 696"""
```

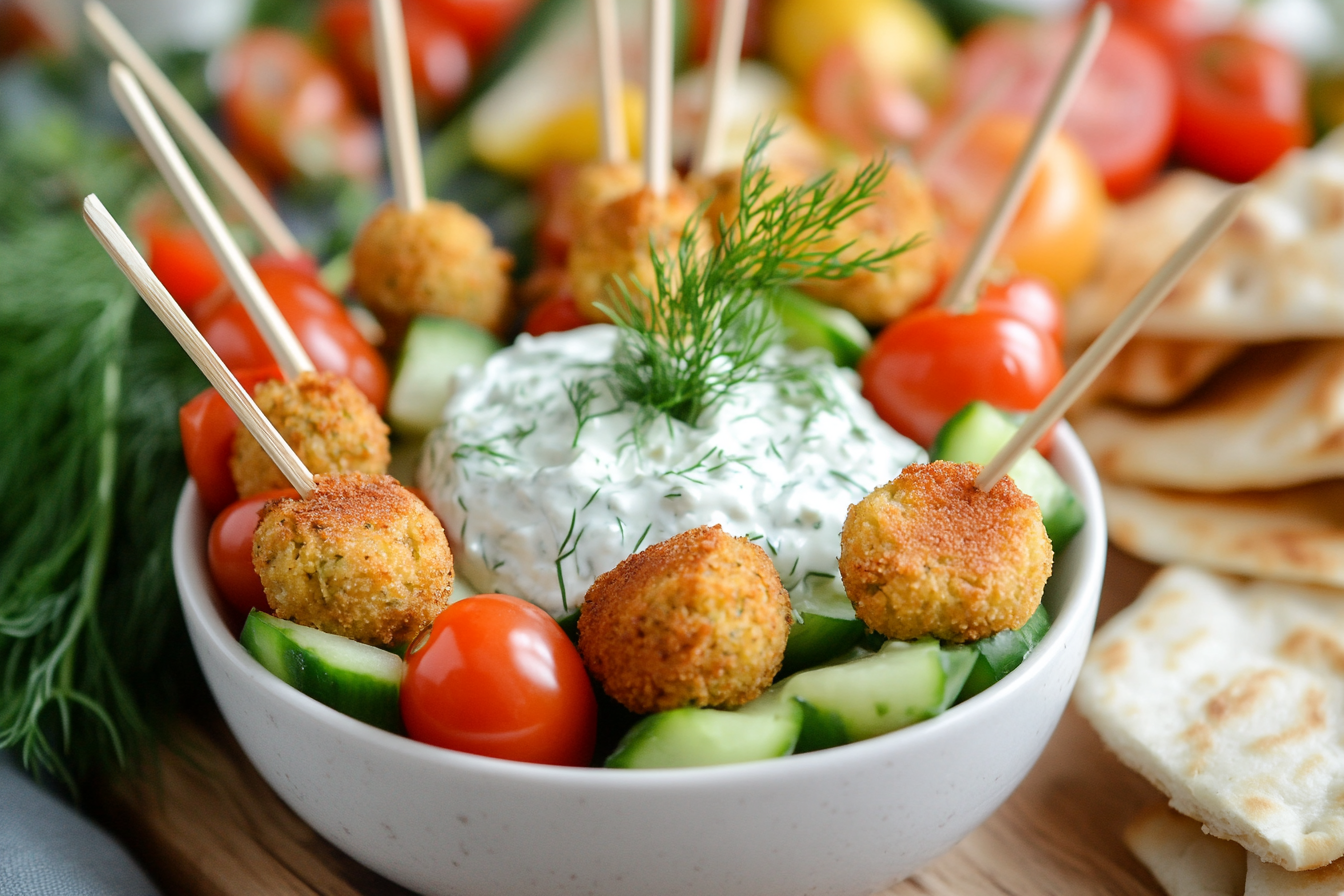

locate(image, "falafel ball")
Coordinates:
799 160 941 326
578 524 791 714
351 199 513 338
839 461 1052 642
253 473 453 646
230 370 390 499
570 161 644 224
568 180 708 324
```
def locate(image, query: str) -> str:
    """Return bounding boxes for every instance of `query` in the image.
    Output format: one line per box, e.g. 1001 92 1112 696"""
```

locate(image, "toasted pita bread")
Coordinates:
1072 342 1344 491
1076 566 1344 871
1125 804 1247 896
1247 854 1344 895
1084 338 1243 409
1068 130 1344 343
1104 481 1344 590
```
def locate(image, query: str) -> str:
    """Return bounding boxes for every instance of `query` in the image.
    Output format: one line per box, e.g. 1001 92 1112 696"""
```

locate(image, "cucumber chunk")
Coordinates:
774 288 872 368
388 315 501 435
780 613 866 678
956 604 1052 703
929 401 1086 550
240 611 404 732
605 700 803 769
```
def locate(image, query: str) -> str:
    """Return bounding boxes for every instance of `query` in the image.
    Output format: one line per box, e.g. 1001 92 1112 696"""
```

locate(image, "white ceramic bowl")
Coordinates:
173 424 1106 896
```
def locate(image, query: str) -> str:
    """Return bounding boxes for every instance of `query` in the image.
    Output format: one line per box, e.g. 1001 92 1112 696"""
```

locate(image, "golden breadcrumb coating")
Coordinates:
230 371 390 499
578 524 792 714
839 461 1052 642
570 161 644 225
253 473 453 646
351 199 514 337
799 161 942 325
568 181 709 323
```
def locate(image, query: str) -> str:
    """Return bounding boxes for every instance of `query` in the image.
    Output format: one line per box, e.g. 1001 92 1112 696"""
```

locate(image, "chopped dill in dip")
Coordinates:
419 325 923 616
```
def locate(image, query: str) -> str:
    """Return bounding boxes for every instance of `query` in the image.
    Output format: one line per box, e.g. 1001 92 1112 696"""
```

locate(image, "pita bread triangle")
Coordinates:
1082 337 1243 409
1124 804 1246 896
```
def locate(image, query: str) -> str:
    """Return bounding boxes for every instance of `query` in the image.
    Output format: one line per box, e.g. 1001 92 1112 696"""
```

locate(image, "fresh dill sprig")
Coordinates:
603 123 916 425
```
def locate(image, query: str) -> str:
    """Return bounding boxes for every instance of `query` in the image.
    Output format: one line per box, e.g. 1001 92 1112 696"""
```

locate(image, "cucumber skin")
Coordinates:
780 613 866 678
930 401 1085 550
956 603 1052 703
240 612 405 733
774 289 872 369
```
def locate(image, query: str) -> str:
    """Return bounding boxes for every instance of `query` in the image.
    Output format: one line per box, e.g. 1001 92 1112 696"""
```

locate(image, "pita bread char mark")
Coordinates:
1124 803 1246 896
1073 342 1344 492
1076 566 1344 872
1103 481 1344 590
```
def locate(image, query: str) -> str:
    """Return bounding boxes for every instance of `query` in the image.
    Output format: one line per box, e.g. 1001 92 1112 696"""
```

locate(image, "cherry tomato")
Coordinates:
860 308 1064 448
951 17 1176 199
929 113 1106 297
191 263 389 411
533 162 580 267
320 0 473 122
218 29 380 182
209 488 300 615
977 275 1063 348
143 223 224 310
524 292 591 336
1172 33 1308 183
690 0 767 63
1099 0 1209 49
251 251 322 280
180 365 285 514
422 0 536 62
807 45 929 154
401 594 597 766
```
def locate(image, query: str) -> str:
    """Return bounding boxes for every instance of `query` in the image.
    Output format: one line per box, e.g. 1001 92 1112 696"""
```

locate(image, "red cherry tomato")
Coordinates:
401 594 597 766
807 44 929 154
209 488 300 615
1172 33 1308 183
320 0 473 121
218 29 380 182
1099 0 1210 48
192 263 389 411
421 0 536 62
524 293 591 336
860 308 1064 448
533 162 580 267
690 0 767 63
143 223 224 310
977 275 1063 348
180 365 285 515
251 250 321 279
952 17 1176 199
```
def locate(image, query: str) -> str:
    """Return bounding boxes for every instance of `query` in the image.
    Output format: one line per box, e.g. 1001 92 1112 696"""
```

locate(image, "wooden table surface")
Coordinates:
93 547 1168 896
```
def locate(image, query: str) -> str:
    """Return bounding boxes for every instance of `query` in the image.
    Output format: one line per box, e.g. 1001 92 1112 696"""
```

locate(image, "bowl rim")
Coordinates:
174 421 1106 788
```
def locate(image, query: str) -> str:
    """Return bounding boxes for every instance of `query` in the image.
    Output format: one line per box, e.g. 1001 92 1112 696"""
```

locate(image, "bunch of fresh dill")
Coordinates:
0 113 206 791
604 126 914 425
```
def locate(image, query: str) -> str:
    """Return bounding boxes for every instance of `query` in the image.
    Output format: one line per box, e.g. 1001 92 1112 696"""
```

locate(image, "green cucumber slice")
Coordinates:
956 603 1052 703
240 611 404 732
388 315 501 435
604 700 803 769
780 614 866 678
929 400 1086 550
938 644 978 712
774 288 872 368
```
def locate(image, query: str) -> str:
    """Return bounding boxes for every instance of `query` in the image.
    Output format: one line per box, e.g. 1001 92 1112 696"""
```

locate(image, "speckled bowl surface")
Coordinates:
173 423 1106 896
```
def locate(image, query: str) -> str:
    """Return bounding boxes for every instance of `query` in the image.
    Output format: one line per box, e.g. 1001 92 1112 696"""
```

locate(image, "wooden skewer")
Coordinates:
84 1 304 260
83 194 316 498
592 0 628 165
975 185 1250 492
371 0 426 212
108 63 314 381
917 64 1019 175
939 3 1110 313
644 0 674 198
694 0 748 177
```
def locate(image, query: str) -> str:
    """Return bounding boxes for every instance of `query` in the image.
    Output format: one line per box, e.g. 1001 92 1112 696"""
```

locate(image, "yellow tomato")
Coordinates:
471 84 644 179
929 113 1107 298
768 0 951 101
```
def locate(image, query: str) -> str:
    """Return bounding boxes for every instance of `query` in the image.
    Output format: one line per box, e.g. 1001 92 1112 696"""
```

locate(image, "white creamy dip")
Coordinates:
419 326 923 617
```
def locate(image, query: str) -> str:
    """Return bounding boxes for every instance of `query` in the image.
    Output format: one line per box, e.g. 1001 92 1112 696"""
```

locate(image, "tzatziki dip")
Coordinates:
420 325 923 617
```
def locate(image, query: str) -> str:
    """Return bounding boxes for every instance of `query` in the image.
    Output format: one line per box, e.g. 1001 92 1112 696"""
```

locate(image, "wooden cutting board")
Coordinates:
93 547 1167 896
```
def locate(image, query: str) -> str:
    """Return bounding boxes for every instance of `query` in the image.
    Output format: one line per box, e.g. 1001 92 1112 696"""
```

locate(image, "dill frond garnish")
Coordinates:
603 124 916 425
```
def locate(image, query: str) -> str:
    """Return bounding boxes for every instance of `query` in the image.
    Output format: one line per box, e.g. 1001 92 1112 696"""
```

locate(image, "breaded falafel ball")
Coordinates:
351 199 513 338
578 524 791 714
570 161 644 225
839 461 1051 642
253 473 453 646
230 371 390 499
799 161 941 326
568 180 708 323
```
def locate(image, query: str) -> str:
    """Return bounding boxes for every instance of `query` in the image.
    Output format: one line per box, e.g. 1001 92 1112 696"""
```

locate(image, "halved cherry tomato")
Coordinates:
951 17 1176 199
1172 33 1308 183
209 488 300 616
524 292 591 336
320 0 473 122
218 29 380 182
860 308 1064 448
807 44 929 154
180 365 285 515
977 275 1063 348
422 0 536 62
191 263 389 411
401 594 597 766
929 113 1106 297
